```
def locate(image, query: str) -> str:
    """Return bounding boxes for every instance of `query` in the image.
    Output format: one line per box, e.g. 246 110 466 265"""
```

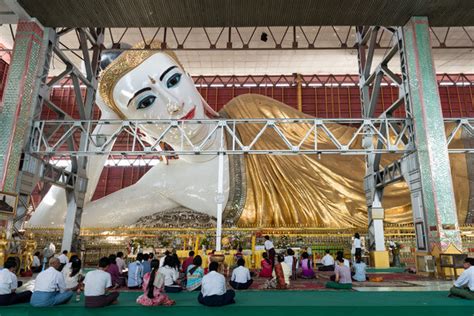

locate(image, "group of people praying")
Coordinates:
0 234 473 309
260 235 367 290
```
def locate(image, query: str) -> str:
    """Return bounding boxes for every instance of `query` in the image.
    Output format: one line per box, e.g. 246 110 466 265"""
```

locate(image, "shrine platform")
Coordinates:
2 290 473 316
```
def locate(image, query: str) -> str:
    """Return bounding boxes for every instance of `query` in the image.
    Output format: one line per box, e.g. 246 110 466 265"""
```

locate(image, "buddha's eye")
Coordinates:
166 73 182 88
136 95 156 109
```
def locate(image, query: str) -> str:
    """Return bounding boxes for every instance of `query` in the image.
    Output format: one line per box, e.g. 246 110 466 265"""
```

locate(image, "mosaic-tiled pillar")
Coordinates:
402 17 462 253
0 20 45 231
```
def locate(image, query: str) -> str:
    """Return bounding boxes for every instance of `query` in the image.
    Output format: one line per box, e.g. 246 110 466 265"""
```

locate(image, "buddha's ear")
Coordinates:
201 95 220 117
96 94 120 120
99 43 132 71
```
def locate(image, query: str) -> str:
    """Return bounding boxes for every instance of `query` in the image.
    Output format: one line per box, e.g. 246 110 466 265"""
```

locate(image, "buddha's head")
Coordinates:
99 42 216 145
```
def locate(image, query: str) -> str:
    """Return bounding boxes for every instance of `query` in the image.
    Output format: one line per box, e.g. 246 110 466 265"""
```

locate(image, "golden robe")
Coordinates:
220 94 470 228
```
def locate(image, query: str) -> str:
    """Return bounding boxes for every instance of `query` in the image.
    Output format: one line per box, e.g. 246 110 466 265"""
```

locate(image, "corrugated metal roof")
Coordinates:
18 0 474 27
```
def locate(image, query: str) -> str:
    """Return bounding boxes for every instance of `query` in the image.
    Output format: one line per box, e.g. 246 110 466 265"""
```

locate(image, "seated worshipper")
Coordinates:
62 256 83 290
230 258 253 290
58 250 69 271
84 257 120 308
62 254 75 270
449 257 474 300
352 255 368 282
234 248 244 261
32 252 42 273
337 251 350 267
182 251 195 274
4 257 21 276
198 261 235 307
299 252 315 279
186 255 204 291
264 254 291 289
115 251 126 274
171 253 182 277
326 258 352 289
159 255 182 293
319 250 335 271
259 252 273 278
0 259 32 306
30 257 73 307
232 247 244 269
106 254 121 288
284 248 297 280
128 253 144 289
142 253 151 275
159 250 170 268
330 251 350 281
137 259 175 306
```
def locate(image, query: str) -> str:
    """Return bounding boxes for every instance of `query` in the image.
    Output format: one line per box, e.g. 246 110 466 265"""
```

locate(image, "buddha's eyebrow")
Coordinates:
127 87 152 107
159 66 177 81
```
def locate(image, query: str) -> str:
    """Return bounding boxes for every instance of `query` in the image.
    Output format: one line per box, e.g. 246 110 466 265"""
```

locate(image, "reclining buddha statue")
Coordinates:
28 42 472 228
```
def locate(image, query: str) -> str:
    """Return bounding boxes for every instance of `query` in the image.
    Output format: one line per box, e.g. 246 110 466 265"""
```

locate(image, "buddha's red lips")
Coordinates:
179 107 196 120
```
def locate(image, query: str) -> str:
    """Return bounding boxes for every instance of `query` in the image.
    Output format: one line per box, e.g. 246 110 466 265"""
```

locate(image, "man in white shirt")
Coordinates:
115 251 126 274
127 253 143 289
230 258 253 290
58 250 69 271
264 235 276 268
0 259 32 305
30 257 73 307
319 250 335 271
84 257 120 307
32 252 42 273
198 261 235 306
449 257 474 300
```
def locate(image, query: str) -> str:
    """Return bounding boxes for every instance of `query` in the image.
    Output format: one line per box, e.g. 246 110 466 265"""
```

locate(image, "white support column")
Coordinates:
215 152 225 251
62 189 78 251
370 194 385 251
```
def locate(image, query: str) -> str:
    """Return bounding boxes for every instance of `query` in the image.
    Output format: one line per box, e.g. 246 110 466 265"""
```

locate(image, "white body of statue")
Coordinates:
29 53 230 227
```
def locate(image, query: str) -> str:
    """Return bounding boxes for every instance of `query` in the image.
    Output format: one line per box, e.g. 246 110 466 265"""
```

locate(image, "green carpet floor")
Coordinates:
1 291 473 316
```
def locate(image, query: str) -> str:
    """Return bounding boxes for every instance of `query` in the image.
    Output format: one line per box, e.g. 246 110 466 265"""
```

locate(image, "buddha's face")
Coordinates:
112 53 206 143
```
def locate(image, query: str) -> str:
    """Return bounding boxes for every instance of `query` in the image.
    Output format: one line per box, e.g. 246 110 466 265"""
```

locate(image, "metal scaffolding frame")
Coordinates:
14 26 104 251
27 117 474 157
1 25 472 52
356 22 472 254
357 25 413 252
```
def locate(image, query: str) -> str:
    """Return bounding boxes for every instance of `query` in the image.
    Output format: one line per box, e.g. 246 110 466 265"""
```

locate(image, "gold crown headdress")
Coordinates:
98 41 184 119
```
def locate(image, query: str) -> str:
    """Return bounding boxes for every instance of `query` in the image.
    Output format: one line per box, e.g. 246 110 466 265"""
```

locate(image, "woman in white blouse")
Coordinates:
62 256 83 290
158 256 182 293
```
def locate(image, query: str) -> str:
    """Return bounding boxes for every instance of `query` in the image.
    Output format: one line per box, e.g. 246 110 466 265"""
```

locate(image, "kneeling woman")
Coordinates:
186 255 204 291
137 259 175 306
299 252 315 279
